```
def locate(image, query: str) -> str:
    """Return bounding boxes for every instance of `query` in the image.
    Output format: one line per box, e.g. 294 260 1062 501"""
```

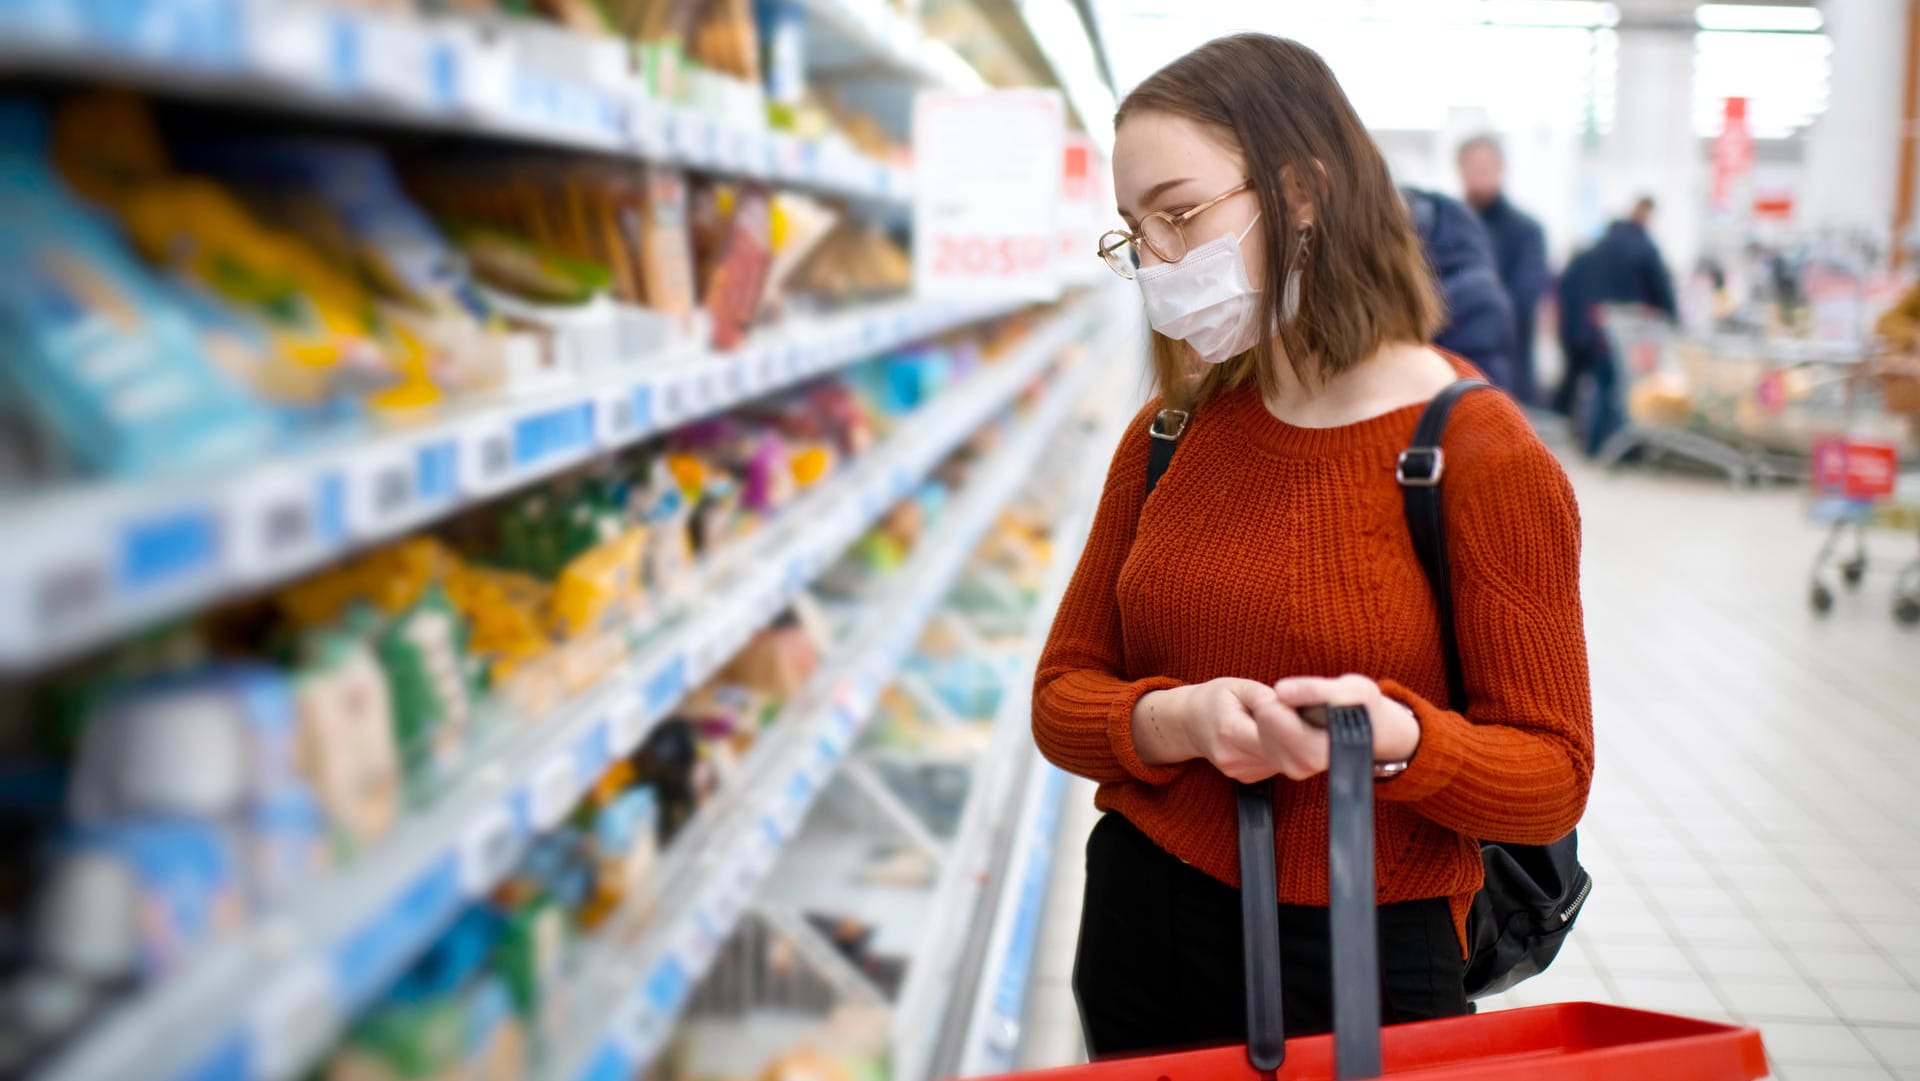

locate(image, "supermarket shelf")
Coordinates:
546 339 1095 1081
891 500 1095 1081
30 300 1093 1081
795 0 986 90
0 293 1026 671
0 0 916 202
953 753 1069 1078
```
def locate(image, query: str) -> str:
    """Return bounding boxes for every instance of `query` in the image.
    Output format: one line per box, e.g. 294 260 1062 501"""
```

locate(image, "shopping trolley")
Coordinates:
1804 371 1920 625
1600 305 1871 487
969 707 1768 1081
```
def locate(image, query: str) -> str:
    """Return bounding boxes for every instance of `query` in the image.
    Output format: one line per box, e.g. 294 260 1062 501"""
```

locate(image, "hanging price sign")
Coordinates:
913 89 1064 301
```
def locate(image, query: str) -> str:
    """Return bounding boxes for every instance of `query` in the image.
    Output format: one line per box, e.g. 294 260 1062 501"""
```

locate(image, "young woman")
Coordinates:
1031 34 1593 1057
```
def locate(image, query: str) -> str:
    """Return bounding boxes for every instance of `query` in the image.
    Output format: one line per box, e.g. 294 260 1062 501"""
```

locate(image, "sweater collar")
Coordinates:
1203 354 1480 459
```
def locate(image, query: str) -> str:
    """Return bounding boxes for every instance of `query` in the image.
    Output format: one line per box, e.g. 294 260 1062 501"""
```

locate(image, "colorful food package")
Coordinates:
291 625 406 856
377 587 479 797
638 166 697 321
175 137 512 398
0 100 280 477
703 184 774 349
549 527 647 640
53 93 445 415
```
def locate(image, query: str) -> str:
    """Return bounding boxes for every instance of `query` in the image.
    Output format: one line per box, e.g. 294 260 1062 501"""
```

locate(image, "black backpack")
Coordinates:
1139 380 1590 1000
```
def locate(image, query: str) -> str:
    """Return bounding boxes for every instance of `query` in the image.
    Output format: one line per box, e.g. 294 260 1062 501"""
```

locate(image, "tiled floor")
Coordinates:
1015 455 1920 1079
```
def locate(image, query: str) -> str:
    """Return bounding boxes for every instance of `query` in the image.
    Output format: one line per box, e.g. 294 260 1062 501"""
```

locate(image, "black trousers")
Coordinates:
1073 813 1469 1059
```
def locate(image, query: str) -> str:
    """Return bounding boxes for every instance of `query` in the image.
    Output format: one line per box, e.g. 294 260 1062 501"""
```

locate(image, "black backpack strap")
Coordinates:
1144 406 1188 500
1397 380 1491 712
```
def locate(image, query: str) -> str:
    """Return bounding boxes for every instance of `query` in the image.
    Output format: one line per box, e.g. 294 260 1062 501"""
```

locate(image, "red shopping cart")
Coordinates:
970 708 1768 1081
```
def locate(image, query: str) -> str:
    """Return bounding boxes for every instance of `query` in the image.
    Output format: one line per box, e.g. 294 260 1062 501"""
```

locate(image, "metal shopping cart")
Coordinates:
966 708 1769 1081
1805 380 1920 625
1599 306 1872 487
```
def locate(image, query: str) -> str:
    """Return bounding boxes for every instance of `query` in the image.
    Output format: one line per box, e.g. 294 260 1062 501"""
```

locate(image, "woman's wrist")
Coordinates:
1375 695 1421 765
1131 686 1198 766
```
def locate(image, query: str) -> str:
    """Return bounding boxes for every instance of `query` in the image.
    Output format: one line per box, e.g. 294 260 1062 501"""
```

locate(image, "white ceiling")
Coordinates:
1083 0 1828 138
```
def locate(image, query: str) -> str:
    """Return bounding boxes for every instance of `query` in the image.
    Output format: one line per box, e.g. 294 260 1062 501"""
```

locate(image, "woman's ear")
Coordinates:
1278 164 1319 230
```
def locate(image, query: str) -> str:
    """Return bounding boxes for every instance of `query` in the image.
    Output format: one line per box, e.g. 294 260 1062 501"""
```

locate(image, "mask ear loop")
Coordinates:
1280 226 1311 323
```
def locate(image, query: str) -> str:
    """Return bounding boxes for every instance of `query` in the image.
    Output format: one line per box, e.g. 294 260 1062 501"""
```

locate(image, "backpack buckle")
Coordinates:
1150 409 1190 441
1396 446 1444 486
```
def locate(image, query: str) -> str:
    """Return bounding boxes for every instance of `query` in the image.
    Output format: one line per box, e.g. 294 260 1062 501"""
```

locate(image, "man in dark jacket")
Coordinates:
1458 135 1549 405
1402 186 1519 394
1554 196 1679 455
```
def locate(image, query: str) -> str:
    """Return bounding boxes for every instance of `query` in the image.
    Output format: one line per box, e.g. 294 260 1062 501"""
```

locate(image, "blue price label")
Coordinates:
644 653 689 713
415 440 459 503
513 401 596 468
333 856 464 1009
645 956 689 1014
118 508 218 592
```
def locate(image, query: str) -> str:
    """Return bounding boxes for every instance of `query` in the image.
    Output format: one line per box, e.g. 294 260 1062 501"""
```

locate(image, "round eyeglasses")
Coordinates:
1097 180 1252 280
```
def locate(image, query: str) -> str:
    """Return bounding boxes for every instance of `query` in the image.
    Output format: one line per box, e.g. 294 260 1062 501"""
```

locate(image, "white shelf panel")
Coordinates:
0 294 1024 671
28 299 1095 1081
0 0 917 201
543 338 1095 1081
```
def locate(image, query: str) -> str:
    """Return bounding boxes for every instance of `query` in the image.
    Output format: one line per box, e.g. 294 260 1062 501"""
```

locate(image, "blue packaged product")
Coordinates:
57 818 248 981
0 101 278 477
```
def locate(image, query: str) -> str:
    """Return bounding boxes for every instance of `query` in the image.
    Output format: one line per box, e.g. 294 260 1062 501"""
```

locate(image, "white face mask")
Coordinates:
1137 217 1305 365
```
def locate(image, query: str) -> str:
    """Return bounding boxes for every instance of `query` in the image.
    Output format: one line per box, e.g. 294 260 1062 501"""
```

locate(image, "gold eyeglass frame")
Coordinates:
1098 179 1253 279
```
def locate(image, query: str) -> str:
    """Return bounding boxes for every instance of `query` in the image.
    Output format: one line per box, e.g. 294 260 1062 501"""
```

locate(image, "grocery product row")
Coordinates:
587 370 1114 1081
0 81 1017 666
0 288 1107 1081
0 0 949 199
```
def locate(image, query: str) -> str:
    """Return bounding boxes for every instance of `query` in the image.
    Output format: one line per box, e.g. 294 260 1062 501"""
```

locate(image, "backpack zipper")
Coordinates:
1559 875 1594 924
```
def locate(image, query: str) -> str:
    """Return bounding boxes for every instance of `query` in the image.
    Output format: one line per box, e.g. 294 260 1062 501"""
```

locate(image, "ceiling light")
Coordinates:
1695 4 1823 33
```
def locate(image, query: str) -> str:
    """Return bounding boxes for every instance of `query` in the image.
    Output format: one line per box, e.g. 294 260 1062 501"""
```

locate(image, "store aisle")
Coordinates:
1017 460 1920 1080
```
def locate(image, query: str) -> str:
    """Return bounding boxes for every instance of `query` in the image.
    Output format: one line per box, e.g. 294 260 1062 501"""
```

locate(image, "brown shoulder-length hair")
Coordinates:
1117 33 1443 410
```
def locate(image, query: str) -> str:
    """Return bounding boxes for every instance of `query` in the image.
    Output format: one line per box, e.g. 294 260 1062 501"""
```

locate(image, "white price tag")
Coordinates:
527 754 578 831
453 26 512 118
631 99 669 157
343 444 418 539
752 349 779 391
248 961 340 1081
724 354 751 398
730 127 762 176
651 372 686 427
458 804 520 895
696 368 721 409
673 110 713 164
359 14 437 108
457 414 517 496
228 466 322 583
605 694 649 757
595 384 640 448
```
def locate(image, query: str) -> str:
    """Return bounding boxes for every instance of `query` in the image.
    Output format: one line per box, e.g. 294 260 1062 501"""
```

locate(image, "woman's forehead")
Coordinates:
1113 114 1245 203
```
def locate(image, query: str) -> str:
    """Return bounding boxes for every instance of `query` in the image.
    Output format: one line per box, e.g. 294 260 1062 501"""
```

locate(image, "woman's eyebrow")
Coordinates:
1119 177 1197 219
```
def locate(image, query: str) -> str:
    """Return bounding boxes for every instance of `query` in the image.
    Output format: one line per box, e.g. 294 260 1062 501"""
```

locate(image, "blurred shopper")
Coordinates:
1039 33 1592 1058
1402 185 1521 394
1554 196 1678 456
1457 135 1549 405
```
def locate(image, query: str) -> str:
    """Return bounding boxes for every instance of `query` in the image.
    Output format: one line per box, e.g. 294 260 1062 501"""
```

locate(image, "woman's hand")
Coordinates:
1131 679 1333 783
1272 674 1421 764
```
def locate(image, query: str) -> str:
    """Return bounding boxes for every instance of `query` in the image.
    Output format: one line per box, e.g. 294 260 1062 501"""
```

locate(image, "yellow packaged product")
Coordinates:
550 527 648 639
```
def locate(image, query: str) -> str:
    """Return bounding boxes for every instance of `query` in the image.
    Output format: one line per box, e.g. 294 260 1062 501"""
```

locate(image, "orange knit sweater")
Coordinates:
1032 373 1593 950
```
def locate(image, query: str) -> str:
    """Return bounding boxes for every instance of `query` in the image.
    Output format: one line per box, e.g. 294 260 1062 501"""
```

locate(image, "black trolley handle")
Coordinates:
1236 704 1383 1080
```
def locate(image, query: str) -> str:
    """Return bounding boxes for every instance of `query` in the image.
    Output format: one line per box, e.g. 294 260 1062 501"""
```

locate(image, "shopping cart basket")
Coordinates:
971 707 1768 1081
1806 432 1920 624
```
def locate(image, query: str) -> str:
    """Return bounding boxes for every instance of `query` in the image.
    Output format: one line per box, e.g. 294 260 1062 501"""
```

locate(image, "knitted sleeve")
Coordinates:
1031 401 1188 786
1375 394 1595 844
